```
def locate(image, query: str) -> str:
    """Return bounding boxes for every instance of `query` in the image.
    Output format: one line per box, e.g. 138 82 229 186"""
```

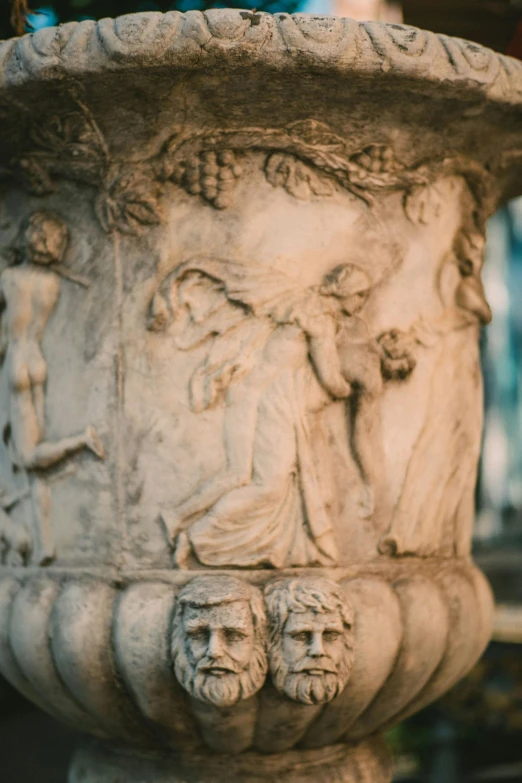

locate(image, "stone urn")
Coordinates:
0 10 520 783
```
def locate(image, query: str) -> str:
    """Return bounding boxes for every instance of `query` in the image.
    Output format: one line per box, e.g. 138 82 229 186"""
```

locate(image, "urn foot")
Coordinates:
69 738 393 783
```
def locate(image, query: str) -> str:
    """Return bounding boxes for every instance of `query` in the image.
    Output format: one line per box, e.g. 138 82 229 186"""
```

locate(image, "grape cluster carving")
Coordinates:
350 145 398 177
171 150 243 210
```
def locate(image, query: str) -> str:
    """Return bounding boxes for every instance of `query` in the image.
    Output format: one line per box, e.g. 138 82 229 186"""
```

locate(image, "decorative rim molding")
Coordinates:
0 11 521 107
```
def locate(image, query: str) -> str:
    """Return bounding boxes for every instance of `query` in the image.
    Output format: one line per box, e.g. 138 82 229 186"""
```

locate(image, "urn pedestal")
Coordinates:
0 11 520 783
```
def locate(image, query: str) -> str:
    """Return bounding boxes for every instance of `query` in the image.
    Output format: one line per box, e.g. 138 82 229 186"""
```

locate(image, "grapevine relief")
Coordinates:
2 98 485 232
149 257 384 570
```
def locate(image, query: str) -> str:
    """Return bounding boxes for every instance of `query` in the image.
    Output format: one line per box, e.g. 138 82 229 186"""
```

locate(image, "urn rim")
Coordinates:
0 9 520 107
1 10 522 205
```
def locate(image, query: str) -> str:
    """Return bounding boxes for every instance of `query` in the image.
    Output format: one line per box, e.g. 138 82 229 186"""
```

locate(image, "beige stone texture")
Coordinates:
0 9 520 782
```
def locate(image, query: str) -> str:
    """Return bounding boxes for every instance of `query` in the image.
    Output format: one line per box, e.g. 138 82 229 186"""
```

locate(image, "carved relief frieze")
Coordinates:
0 101 494 570
0 97 494 236
147 256 389 569
0 83 495 570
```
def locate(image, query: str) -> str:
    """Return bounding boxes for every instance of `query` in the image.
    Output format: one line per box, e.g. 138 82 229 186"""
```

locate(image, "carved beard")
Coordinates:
172 631 267 708
269 642 353 706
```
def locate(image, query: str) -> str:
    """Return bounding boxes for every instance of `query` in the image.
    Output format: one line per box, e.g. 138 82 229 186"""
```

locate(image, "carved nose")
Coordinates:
309 632 326 657
207 631 224 658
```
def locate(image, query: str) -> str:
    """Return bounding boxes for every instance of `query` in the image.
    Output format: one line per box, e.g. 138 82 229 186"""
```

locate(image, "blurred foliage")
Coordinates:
442 644 522 735
388 643 522 779
1 0 300 40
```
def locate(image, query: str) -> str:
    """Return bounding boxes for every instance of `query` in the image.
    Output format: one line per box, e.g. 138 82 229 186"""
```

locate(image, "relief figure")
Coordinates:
151 257 384 569
264 576 355 705
171 575 268 707
379 228 491 557
0 211 104 564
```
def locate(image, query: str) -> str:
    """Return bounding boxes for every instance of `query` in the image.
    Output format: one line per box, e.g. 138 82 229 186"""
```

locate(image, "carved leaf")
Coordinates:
125 199 161 226
30 114 73 150
28 112 107 186
160 129 185 180
30 113 100 154
265 153 334 200
307 169 335 197
13 155 55 195
95 168 162 234
404 184 443 225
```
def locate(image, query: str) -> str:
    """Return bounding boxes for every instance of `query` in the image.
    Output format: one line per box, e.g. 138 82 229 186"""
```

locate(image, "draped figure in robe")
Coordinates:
379 233 492 557
150 256 383 568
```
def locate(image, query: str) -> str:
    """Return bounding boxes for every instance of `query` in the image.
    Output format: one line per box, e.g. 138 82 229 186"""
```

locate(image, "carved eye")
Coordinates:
290 632 309 643
225 630 247 643
323 631 341 643
188 629 208 642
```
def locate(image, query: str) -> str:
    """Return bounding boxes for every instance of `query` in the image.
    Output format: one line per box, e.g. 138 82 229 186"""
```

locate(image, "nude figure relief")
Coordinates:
148 256 385 570
0 211 105 566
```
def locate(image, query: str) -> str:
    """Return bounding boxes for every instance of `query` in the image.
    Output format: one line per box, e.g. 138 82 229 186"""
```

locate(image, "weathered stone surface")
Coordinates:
0 9 520 782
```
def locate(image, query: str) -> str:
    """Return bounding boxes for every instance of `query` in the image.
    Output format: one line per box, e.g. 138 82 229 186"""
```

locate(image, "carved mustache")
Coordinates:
196 655 241 675
290 658 337 674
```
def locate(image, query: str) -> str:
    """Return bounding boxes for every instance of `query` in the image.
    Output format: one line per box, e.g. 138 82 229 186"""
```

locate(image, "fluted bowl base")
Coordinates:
69 738 392 783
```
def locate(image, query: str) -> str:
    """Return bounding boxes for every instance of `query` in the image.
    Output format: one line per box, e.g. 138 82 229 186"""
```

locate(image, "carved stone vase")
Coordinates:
0 10 521 783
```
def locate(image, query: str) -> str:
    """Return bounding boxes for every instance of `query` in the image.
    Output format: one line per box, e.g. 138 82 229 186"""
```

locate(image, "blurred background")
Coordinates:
1 1 522 781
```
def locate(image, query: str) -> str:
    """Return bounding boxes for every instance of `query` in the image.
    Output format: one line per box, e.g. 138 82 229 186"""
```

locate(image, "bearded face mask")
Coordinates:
269 608 354 705
171 594 267 707
264 577 355 706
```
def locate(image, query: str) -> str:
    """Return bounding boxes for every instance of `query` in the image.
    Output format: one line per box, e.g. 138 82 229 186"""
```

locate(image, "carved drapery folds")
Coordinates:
0 9 521 783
